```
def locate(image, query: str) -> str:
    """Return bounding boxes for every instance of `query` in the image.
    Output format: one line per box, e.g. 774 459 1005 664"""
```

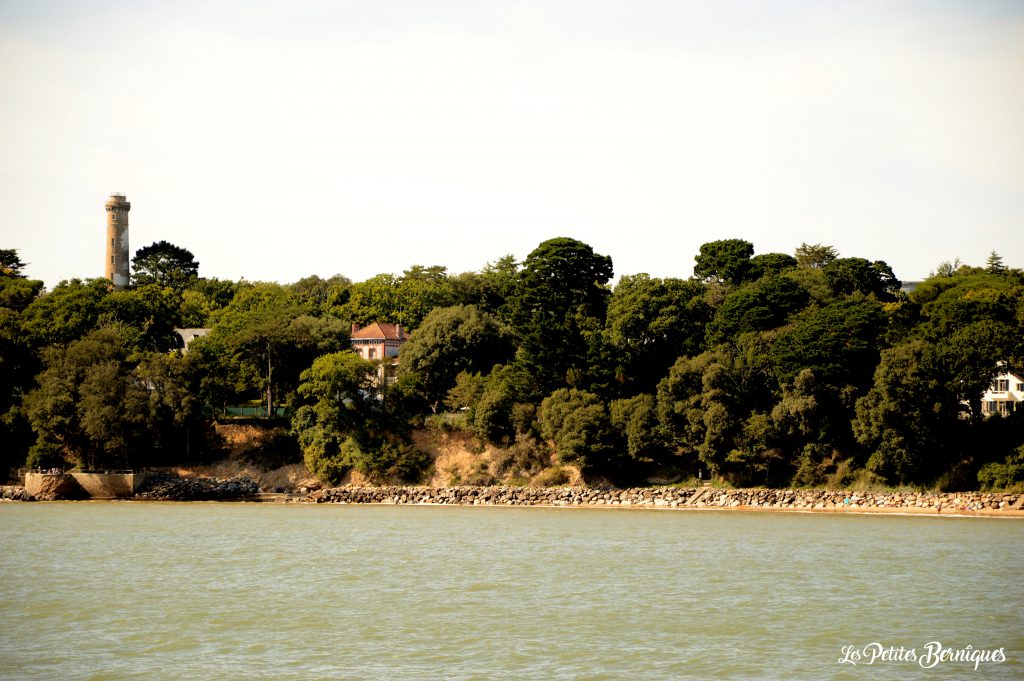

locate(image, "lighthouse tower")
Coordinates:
104 193 130 289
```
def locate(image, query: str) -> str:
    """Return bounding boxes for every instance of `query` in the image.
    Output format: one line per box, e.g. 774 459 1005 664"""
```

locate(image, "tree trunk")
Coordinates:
266 340 273 417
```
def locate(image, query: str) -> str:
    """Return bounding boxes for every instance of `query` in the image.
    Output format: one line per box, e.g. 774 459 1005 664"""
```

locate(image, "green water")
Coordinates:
0 503 1021 680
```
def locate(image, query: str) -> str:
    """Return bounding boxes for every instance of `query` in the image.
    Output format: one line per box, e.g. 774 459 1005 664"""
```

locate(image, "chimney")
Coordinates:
351 323 360 334
396 323 402 338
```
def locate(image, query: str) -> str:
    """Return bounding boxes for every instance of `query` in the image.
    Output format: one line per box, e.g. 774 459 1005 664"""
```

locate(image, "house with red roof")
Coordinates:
350 322 408 394
350 322 408 361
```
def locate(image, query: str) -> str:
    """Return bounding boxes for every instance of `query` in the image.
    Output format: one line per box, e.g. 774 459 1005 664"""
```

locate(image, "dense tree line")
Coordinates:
2 240 1022 490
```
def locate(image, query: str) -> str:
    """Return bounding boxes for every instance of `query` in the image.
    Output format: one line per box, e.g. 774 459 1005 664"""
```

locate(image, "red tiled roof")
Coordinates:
351 321 406 340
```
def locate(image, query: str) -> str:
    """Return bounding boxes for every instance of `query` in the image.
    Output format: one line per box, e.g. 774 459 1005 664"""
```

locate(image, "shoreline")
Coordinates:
301 500 1024 519
6 482 1024 519
303 485 1024 519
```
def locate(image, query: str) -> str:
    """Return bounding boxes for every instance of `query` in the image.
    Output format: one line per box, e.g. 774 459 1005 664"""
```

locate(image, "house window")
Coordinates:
993 379 1009 392
1017 383 1024 392
997 401 1009 415
368 348 376 359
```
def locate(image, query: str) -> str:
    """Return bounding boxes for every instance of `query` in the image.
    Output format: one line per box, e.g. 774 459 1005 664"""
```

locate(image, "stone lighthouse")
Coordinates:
104 193 130 289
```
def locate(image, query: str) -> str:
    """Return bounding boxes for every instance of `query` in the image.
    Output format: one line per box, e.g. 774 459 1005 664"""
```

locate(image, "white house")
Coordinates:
980 367 1024 416
173 328 210 352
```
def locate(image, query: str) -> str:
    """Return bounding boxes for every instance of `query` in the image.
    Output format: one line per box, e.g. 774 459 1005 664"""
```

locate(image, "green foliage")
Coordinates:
791 443 834 487
25 329 126 468
189 277 238 309
822 257 900 301
131 241 199 291
293 351 430 485
398 304 513 406
204 282 347 410
5 236 1021 490
707 275 809 344
0 248 28 278
296 351 377 432
977 446 1024 490
0 276 44 312
605 274 710 393
446 371 487 413
473 381 515 443
354 440 430 482
23 328 202 469
935 320 1016 420
852 340 961 484
490 435 550 480
656 345 777 481
20 278 112 346
609 393 668 462
929 258 964 278
986 251 1006 274
288 275 352 316
332 265 457 330
437 257 521 319
693 239 754 285
912 270 1024 338
538 388 613 468
749 252 798 279
508 237 613 395
98 283 183 352
771 298 885 389
532 466 571 486
0 305 40 469
794 243 838 270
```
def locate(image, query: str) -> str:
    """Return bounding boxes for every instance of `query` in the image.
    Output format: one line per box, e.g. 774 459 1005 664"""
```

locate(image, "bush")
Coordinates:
490 435 550 480
303 435 357 486
473 385 513 442
978 447 1024 490
532 466 570 487
351 440 431 483
791 444 832 487
25 436 65 470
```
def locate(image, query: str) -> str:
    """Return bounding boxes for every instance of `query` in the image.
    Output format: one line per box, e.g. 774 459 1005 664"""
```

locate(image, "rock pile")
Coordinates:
306 485 1023 513
1 486 35 501
307 485 690 507
135 476 260 501
687 488 1019 511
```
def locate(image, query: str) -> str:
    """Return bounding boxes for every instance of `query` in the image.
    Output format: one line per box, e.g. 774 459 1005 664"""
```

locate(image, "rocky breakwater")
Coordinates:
687 488 1021 512
135 476 260 501
306 485 1023 514
1 485 35 501
307 486 696 507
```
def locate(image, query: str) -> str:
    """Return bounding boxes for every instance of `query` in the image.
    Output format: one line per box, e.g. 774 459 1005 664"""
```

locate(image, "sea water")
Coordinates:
0 503 1020 680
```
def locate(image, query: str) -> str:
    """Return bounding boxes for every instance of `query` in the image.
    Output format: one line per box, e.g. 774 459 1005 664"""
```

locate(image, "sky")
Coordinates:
1 0 1022 289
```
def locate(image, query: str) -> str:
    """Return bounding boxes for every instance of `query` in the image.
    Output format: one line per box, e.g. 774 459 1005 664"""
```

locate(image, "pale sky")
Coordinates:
1 0 1022 289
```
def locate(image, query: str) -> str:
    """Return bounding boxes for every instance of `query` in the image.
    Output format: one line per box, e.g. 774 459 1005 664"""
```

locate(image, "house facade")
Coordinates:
350 322 408 393
980 367 1024 416
350 322 407 361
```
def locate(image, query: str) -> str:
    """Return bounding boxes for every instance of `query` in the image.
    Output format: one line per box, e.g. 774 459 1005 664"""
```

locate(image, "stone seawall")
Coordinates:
307 486 1024 515
24 472 145 500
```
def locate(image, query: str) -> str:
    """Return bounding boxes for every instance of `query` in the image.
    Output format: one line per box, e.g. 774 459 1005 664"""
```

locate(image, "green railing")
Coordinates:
202 405 291 418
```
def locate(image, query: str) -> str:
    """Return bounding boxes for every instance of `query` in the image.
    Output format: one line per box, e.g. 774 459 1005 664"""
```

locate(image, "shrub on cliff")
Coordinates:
978 446 1024 491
